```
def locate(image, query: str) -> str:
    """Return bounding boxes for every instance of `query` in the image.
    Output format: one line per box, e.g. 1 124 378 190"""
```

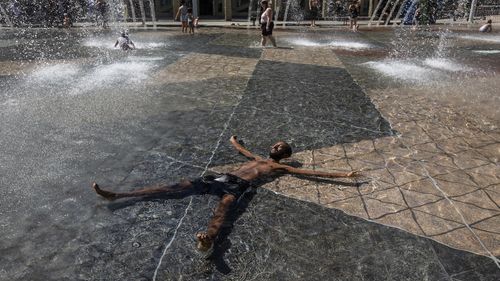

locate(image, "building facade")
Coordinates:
153 0 380 20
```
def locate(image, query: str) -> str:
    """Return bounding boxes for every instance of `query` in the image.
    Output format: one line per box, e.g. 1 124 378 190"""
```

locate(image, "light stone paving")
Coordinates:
151 53 258 84
214 46 500 259
261 47 345 67
0 61 36 75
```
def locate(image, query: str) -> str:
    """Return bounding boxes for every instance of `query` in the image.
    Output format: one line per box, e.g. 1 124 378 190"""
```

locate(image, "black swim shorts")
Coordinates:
196 174 251 198
261 22 274 36
310 7 319 19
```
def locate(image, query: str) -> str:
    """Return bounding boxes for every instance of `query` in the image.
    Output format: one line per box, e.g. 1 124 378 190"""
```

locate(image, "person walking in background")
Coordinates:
348 0 359 32
309 0 321 27
479 19 493 33
260 0 277 47
413 7 421 26
175 0 188 33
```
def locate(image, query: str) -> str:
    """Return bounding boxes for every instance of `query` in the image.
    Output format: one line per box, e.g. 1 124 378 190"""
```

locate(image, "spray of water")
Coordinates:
366 27 481 83
286 38 372 50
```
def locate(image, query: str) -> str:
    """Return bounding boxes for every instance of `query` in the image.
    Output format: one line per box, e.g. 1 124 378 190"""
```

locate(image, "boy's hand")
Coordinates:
347 171 360 177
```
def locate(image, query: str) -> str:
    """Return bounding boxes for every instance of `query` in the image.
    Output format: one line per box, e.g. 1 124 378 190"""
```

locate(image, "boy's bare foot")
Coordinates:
196 232 213 252
92 182 118 201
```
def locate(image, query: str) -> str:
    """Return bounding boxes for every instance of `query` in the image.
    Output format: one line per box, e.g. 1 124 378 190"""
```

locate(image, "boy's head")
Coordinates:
188 8 193 13
269 141 292 161
487 19 492 24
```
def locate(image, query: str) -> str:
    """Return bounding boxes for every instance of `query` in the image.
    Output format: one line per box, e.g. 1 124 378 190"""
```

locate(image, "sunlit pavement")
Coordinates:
0 26 499 280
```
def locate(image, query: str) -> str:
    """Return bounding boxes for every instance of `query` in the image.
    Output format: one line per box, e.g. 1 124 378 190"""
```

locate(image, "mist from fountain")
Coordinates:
285 37 373 50
0 0 156 28
283 0 304 26
363 26 485 84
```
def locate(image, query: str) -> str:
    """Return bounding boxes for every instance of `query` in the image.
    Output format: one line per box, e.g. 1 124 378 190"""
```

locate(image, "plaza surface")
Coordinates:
0 26 499 280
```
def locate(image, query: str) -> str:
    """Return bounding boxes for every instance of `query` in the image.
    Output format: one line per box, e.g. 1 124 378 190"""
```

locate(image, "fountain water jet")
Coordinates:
283 0 304 27
0 2 13 27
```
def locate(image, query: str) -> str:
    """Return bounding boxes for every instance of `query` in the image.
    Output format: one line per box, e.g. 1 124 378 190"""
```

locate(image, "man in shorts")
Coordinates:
92 136 358 251
309 0 321 27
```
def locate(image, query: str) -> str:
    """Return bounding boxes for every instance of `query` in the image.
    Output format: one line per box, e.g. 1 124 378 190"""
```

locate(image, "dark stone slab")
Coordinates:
197 44 262 59
431 242 500 280
20 188 494 281
212 60 393 165
145 33 262 59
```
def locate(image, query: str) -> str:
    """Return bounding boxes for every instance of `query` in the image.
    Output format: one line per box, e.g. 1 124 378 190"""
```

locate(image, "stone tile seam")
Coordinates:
469 212 500 226
152 196 192 281
429 244 453 281
152 66 252 280
416 151 500 268
331 51 398 137
383 109 500 264
339 59 500 264
371 140 430 234
244 104 389 135
342 143 371 219
451 198 500 213
317 57 500 264
268 188 497 261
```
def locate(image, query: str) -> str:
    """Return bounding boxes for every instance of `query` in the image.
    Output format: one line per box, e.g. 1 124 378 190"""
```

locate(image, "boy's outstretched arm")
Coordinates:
282 165 358 178
230 136 262 160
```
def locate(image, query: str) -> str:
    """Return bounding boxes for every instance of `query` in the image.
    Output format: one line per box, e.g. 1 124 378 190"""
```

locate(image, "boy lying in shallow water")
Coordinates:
92 136 358 251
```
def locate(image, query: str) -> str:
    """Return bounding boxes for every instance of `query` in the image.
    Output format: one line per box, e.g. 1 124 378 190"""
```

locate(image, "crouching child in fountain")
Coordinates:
479 19 493 33
91 136 359 252
63 13 72 28
114 31 135 50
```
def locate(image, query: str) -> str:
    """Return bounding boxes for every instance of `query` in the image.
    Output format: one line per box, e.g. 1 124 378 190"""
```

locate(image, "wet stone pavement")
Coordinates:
0 28 499 280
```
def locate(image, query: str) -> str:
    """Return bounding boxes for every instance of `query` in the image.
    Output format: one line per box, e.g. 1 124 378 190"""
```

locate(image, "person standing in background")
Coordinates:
309 0 321 27
260 0 277 47
175 0 189 33
348 0 359 32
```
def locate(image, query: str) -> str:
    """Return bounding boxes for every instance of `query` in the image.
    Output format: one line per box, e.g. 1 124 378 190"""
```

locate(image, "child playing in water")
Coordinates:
187 8 195 34
114 31 135 51
479 19 493 33
63 13 71 28
175 0 188 33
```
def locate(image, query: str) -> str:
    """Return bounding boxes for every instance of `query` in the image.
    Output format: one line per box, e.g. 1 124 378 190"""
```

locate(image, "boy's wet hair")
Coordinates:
487 19 492 24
